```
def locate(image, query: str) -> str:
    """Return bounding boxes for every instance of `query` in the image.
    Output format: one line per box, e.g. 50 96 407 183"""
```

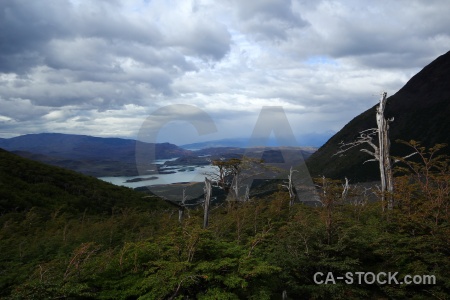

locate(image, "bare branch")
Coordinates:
334 128 379 157
363 158 379 164
393 151 419 164
360 149 378 158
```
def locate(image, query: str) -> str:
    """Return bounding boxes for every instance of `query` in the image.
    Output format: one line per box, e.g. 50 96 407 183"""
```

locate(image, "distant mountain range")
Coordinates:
182 138 251 149
0 133 317 177
307 50 450 181
0 133 189 161
0 133 191 176
181 132 334 150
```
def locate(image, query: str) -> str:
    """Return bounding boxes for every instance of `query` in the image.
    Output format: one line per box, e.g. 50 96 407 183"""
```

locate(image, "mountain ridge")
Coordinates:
0 133 190 160
0 133 191 176
181 132 333 149
306 50 450 181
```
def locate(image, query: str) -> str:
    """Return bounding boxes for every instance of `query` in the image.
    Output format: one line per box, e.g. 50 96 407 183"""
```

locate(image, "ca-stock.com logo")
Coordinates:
135 104 316 203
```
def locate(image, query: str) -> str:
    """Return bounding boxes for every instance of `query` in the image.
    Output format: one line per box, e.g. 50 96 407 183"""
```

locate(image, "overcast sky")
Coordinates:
1 0 449 145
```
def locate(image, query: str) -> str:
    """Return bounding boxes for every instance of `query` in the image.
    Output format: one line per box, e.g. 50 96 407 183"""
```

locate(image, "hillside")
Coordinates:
0 133 191 176
307 50 450 181
1 143 448 298
0 148 168 214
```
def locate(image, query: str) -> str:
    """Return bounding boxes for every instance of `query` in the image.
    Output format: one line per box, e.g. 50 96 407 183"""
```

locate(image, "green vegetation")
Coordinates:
0 145 449 299
0 149 167 214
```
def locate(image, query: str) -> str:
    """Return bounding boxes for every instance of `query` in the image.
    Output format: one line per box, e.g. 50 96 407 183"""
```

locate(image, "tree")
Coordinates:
281 166 298 207
203 177 212 229
394 140 449 225
210 158 242 190
336 92 395 210
179 187 187 223
314 176 345 244
209 157 267 203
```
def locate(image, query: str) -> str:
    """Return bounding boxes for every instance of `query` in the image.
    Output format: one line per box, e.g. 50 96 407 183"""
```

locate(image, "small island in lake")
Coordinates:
125 176 159 183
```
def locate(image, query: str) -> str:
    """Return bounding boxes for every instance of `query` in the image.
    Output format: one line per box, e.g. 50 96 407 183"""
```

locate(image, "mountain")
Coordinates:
0 133 191 176
182 138 250 149
307 50 450 181
0 133 189 161
181 132 333 150
0 148 168 214
189 146 317 169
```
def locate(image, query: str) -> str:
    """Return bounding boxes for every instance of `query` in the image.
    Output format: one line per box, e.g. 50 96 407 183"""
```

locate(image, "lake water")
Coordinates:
99 158 217 188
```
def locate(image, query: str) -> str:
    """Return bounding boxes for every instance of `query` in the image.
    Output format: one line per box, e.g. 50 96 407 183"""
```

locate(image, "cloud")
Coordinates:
279 0 450 67
0 96 49 121
228 0 309 41
0 0 449 144
0 0 73 73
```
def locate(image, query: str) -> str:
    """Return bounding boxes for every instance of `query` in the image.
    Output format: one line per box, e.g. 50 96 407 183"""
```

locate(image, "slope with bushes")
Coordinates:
0 143 449 299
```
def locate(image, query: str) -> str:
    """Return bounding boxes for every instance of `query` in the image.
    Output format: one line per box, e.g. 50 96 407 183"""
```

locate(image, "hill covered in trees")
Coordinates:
0 148 168 214
307 50 450 181
1 143 449 298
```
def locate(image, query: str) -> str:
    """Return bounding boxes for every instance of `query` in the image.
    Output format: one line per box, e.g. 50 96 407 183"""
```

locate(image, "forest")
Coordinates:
0 139 449 299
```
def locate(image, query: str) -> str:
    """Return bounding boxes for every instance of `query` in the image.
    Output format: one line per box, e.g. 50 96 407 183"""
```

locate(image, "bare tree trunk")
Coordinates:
203 178 212 229
342 177 349 201
288 166 296 207
335 92 394 211
376 92 394 210
178 208 184 223
179 187 187 223
282 166 298 208
244 185 250 202
233 173 239 201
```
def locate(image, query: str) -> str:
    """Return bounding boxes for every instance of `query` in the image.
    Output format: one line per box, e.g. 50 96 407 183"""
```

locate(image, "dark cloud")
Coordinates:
229 0 308 40
0 0 228 75
1 0 449 142
178 23 231 61
0 0 73 73
0 97 49 121
0 0 232 112
74 3 162 45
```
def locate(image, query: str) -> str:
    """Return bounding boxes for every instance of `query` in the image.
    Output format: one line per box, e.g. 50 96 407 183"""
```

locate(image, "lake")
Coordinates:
99 158 217 188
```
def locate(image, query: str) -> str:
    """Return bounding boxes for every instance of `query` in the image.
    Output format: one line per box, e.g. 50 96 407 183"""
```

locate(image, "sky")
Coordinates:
1 0 449 146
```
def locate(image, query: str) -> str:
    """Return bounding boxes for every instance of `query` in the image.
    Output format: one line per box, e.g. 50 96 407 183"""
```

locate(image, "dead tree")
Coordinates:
231 171 240 200
178 187 187 223
281 166 298 207
336 92 395 210
203 177 212 229
342 177 349 201
376 92 394 210
244 185 250 202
